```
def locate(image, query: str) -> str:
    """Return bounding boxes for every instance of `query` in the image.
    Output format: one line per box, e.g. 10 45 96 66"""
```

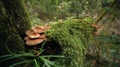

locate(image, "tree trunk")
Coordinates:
0 0 31 66
0 0 31 55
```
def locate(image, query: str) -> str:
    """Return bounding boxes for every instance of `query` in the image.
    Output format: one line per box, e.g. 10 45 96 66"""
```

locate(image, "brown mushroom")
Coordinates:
32 25 45 33
25 38 44 46
25 29 40 38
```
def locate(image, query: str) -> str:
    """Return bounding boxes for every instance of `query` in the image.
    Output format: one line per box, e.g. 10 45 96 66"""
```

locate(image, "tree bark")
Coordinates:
0 0 31 54
0 0 31 66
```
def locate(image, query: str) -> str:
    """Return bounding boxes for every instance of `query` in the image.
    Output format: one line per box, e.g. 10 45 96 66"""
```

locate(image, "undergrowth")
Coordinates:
0 52 65 67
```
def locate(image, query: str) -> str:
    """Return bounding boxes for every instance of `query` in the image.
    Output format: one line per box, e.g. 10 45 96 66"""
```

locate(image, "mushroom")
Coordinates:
24 25 50 46
32 25 45 33
25 38 44 46
25 29 40 38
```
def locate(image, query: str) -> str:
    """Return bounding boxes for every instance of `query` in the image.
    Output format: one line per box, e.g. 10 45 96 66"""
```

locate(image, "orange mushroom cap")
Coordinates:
25 38 44 46
32 25 45 33
25 29 40 38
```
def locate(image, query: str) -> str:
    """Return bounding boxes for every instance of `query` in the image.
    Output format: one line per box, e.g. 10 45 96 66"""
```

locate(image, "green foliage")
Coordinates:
46 19 93 67
0 52 65 67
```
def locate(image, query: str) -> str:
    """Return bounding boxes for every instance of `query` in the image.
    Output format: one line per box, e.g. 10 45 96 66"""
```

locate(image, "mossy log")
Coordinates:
45 19 93 67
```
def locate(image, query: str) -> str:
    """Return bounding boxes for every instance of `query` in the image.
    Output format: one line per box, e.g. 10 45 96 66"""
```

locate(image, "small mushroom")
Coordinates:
25 29 40 38
32 25 45 33
25 38 44 46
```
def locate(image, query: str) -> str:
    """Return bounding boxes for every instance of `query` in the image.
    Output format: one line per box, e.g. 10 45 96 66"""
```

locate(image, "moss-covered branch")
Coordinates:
46 19 93 67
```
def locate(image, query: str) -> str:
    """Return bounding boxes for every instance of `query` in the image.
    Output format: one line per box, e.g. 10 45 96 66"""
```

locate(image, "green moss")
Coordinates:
46 19 93 67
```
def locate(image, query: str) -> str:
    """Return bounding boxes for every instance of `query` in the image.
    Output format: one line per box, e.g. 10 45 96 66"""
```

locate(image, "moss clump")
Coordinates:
45 19 93 67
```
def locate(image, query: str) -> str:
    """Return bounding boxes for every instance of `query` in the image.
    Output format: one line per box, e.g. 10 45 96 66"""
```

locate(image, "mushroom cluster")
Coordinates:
24 25 51 46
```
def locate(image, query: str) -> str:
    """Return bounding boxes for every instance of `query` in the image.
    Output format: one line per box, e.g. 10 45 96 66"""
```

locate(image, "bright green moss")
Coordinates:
45 19 93 67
